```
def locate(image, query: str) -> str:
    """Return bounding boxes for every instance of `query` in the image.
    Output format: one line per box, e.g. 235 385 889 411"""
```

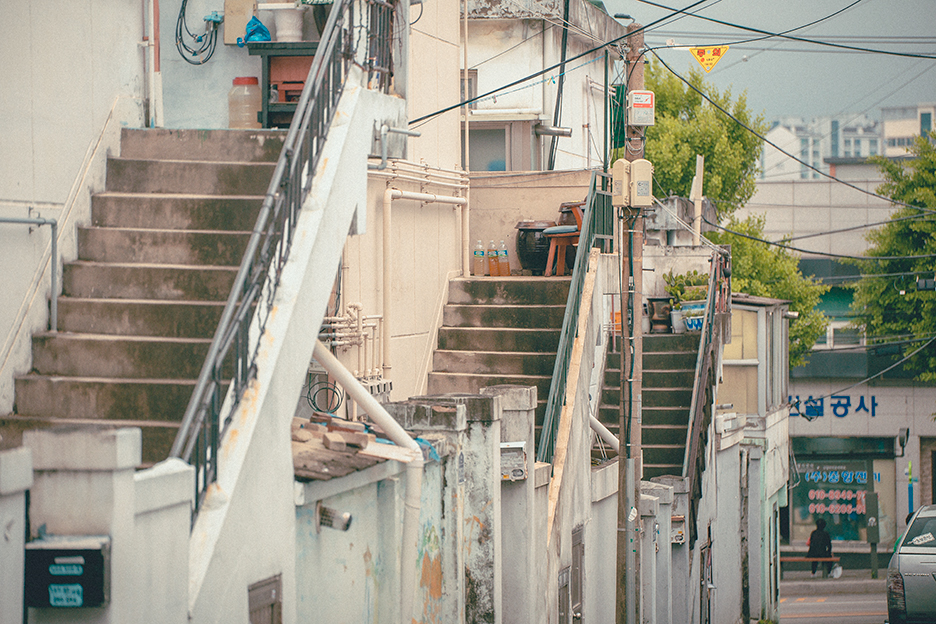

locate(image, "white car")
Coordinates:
888 505 936 624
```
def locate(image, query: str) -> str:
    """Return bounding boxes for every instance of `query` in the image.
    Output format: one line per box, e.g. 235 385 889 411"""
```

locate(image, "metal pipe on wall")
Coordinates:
381 188 468 374
312 341 424 622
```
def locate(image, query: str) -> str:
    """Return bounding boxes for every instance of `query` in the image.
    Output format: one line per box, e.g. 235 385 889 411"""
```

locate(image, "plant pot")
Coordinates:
671 309 686 334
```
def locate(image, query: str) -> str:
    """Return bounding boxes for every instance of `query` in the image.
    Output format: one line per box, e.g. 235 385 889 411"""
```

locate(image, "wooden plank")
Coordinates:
547 250 599 546
359 441 417 463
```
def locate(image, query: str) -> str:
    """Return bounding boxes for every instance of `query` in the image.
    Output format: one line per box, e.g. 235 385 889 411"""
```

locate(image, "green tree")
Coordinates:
708 216 830 367
850 133 936 381
613 63 767 218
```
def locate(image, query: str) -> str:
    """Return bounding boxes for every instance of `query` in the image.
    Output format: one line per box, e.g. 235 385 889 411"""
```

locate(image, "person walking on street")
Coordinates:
807 518 833 577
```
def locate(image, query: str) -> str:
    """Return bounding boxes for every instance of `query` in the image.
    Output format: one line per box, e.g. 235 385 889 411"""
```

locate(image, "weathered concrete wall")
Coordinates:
21 427 193 624
589 462 618 624
0 447 32 624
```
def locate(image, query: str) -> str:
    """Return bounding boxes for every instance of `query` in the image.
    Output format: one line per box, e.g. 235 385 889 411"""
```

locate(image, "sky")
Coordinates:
602 0 936 122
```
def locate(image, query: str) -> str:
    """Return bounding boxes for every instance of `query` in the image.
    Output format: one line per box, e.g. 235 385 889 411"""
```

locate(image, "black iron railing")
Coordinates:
536 171 614 463
170 0 395 516
682 248 731 547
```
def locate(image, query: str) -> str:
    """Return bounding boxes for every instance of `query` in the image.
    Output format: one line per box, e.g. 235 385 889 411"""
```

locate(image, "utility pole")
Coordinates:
615 21 645 624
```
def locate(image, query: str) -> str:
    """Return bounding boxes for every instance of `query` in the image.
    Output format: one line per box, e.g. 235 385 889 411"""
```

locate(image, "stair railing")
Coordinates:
170 0 393 516
681 248 731 547
536 171 614 463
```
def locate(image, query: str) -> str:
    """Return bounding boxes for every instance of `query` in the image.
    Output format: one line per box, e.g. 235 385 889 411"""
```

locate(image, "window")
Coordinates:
813 321 864 350
571 527 584 621
869 139 878 155
464 120 540 171
922 112 932 136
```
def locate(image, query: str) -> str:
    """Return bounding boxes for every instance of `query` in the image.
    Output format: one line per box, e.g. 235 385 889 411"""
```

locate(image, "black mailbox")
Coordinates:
24 536 110 608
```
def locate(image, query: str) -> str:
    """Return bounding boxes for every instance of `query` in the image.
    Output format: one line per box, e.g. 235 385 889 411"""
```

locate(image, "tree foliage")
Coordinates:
708 216 830 367
616 63 767 218
850 134 936 381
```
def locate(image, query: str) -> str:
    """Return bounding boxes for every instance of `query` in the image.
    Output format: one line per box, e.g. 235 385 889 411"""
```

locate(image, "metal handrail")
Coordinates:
536 171 614 463
681 248 730 547
170 0 394 516
0 217 58 331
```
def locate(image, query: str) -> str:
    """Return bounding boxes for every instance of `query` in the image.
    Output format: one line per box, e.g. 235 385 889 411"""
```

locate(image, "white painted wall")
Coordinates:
0 0 145 416
0 447 32 624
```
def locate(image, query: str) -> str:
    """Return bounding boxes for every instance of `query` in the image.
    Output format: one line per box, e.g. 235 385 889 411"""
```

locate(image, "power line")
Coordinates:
409 0 711 126
703 215 936 261
638 0 936 59
792 334 936 416
648 50 936 218
779 214 935 243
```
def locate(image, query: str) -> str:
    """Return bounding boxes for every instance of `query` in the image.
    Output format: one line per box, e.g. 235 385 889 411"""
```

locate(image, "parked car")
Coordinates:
888 505 936 624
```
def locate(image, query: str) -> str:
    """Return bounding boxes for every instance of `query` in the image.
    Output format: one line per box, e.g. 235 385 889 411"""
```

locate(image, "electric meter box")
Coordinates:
630 159 654 208
612 159 630 207
627 90 655 126
500 441 528 481
24 535 110 608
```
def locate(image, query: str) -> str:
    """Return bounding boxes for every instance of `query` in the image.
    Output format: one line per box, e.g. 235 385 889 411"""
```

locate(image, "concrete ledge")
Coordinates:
134 458 195 516
640 493 659 517
534 461 551 488
24 426 141 471
481 385 537 411
385 400 467 432
409 393 501 424
591 460 618 502
641 480 674 506
0 446 33 495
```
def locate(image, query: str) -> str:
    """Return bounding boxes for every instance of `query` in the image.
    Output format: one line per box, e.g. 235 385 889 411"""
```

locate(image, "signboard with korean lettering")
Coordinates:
792 459 875 541
789 393 878 419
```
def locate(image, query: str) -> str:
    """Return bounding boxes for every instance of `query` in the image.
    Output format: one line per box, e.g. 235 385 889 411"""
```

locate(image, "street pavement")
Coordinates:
780 569 887 623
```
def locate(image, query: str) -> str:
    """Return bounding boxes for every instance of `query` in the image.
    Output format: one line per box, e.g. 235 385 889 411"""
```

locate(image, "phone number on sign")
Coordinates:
808 502 866 514
808 489 863 501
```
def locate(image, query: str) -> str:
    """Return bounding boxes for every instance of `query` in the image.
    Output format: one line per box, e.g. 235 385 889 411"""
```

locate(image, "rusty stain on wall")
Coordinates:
416 525 443 623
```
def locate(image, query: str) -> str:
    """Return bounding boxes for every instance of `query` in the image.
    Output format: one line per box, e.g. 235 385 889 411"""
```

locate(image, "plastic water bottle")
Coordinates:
228 77 261 129
487 240 500 276
497 240 510 276
473 240 486 276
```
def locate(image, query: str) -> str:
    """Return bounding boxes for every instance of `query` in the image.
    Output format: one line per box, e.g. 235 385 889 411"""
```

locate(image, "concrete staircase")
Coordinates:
7 128 285 464
595 333 700 475
428 276 571 437
641 333 700 480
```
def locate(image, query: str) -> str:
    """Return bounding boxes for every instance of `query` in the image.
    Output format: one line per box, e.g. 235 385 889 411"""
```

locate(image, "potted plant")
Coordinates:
663 269 708 332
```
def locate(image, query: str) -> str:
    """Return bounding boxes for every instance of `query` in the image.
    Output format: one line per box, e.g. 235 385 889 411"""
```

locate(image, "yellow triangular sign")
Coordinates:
690 46 729 73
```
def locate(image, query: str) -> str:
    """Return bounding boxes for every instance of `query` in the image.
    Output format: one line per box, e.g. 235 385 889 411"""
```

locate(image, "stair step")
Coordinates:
92 193 263 231
643 351 698 371
119 128 286 162
442 304 566 329
0 414 178 466
642 370 695 388
643 333 702 353
643 464 683 480
14 375 196 421
63 261 238 300
437 327 560 352
643 388 692 408
641 407 691 427
427 371 551 398
447 277 571 306
643 444 686 466
105 158 276 195
57 298 225 338
78 227 251 265
30 333 218 379
432 350 556 376
643 425 688 446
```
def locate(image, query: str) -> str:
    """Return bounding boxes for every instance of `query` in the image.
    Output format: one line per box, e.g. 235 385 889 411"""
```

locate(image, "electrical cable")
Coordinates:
410 0 424 26
648 50 936 218
702 215 936 261
638 0 936 59
175 0 219 65
791 334 936 418
307 379 344 413
409 0 712 125
778 214 935 243
812 333 936 353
